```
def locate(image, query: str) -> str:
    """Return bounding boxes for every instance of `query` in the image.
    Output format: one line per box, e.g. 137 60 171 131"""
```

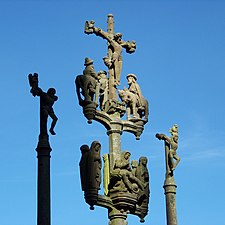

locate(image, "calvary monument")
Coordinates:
75 14 150 225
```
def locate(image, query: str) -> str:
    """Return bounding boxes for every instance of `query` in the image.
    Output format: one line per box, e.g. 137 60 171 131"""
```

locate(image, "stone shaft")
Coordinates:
107 14 117 100
163 178 178 225
108 208 127 225
107 14 114 35
36 141 52 225
107 121 122 172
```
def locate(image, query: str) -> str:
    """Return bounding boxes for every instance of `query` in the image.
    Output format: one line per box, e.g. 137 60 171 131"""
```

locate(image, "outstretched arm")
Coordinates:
155 133 171 144
28 73 42 97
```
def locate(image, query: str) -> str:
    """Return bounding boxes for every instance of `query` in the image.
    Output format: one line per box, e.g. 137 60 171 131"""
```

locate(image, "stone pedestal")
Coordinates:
36 136 52 225
163 177 178 225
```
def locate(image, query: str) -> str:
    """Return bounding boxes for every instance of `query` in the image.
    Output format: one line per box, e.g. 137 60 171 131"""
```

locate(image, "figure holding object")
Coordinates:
28 73 58 136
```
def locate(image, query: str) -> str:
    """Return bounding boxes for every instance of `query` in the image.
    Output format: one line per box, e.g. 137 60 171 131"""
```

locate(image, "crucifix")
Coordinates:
85 14 136 100
155 124 180 225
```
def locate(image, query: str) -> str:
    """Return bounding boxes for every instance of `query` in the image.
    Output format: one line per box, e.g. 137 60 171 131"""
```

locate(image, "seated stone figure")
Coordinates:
109 151 144 194
118 74 149 121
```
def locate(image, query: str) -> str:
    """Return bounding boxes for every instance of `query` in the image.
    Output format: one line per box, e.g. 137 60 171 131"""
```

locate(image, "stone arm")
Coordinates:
84 20 111 37
28 73 40 97
35 87 45 97
120 160 131 171
155 133 171 145
53 95 58 102
85 23 112 42
120 40 136 54
84 20 136 53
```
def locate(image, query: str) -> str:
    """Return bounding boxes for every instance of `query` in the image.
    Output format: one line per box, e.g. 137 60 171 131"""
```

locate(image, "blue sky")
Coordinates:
0 1 225 225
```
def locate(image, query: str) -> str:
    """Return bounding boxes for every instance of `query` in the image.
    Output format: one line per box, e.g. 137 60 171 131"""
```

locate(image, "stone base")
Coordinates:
84 188 99 210
110 192 138 211
81 101 98 124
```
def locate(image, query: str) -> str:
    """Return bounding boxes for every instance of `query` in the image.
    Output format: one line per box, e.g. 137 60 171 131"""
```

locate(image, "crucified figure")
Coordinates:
85 18 136 87
156 124 180 175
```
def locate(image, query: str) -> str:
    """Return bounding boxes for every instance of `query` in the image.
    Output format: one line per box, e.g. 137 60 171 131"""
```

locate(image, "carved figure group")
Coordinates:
118 74 149 121
75 58 110 111
85 20 136 87
79 141 102 191
28 73 58 135
109 151 149 195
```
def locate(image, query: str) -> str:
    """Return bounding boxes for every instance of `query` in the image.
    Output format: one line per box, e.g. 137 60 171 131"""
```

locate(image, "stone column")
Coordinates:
156 131 179 225
107 14 117 100
108 208 128 225
36 136 52 225
106 120 123 172
163 177 178 225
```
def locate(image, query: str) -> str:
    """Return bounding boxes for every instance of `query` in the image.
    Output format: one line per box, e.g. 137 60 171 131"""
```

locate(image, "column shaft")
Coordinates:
36 146 51 225
164 179 178 225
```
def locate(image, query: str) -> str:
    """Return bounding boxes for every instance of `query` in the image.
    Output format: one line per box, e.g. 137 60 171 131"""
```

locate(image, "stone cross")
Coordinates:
85 14 136 100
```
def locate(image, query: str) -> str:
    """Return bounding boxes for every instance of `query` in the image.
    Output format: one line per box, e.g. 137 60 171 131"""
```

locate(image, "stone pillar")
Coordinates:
108 208 128 225
36 136 52 225
106 120 123 172
163 177 178 225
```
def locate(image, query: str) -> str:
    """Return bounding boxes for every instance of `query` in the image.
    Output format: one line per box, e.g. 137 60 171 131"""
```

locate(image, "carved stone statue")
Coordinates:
79 141 102 191
79 141 102 210
136 157 150 199
109 151 144 194
75 58 98 105
118 74 149 121
79 144 90 191
156 125 180 175
28 73 58 136
84 20 136 87
94 70 109 110
136 157 150 222
87 141 102 190
131 160 138 176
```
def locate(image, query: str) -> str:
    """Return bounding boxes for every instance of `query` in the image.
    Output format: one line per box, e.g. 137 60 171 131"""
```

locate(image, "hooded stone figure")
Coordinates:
136 157 149 185
136 156 150 203
87 141 102 190
79 144 90 191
